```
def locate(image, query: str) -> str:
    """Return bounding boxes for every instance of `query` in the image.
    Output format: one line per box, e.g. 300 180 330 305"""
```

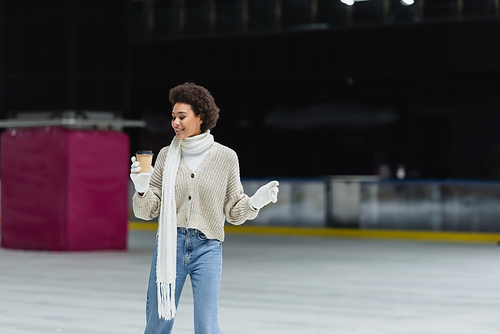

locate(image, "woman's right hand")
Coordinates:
130 156 154 194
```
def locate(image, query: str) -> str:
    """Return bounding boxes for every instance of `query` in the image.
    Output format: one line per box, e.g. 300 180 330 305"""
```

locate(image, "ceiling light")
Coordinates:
401 0 415 5
341 0 354 5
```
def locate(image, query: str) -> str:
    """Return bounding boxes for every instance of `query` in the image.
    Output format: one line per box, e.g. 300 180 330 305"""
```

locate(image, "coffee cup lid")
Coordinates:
136 150 154 155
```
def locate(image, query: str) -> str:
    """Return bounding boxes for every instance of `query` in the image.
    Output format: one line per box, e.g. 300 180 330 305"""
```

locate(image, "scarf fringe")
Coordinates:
157 281 176 320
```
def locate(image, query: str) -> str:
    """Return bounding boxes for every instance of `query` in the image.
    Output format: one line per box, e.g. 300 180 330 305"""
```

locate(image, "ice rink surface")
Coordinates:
1 229 499 334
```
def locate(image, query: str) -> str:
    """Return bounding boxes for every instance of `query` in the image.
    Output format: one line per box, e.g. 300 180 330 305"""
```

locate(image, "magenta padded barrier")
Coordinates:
1 127 129 251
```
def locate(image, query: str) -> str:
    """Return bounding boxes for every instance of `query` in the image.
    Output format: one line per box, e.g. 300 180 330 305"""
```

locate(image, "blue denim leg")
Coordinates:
144 228 222 334
187 229 222 334
144 231 188 334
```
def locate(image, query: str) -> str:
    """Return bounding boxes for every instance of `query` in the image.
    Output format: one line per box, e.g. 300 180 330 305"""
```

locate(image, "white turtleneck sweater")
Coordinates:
182 146 210 172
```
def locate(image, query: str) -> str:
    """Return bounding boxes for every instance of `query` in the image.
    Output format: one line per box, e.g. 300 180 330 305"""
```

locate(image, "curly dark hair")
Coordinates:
169 82 220 133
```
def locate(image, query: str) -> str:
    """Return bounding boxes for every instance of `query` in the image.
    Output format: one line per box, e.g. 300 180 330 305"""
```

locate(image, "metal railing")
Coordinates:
0 111 146 130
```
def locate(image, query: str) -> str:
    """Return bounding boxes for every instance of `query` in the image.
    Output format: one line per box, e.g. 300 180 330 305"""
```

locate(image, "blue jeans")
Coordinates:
144 227 222 334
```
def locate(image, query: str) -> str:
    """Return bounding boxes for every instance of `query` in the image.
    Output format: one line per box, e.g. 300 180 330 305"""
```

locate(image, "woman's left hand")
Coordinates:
249 181 279 210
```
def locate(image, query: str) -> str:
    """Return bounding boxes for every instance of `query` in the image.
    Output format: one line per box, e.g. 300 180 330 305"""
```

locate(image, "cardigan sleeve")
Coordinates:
132 146 168 221
223 150 259 225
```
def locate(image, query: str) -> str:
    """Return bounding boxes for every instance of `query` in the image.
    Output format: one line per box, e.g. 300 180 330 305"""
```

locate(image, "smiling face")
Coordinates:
171 102 203 139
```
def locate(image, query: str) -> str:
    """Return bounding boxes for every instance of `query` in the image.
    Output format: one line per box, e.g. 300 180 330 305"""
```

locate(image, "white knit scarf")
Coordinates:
157 130 214 320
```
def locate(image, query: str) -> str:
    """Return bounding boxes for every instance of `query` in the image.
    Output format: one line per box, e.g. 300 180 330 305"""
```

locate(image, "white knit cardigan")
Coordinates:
132 142 258 240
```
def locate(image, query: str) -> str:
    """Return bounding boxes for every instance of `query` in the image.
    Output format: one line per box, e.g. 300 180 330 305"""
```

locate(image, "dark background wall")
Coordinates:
0 0 127 113
2 0 500 180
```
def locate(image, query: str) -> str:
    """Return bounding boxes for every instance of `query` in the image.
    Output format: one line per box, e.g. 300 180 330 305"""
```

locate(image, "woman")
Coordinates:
130 82 279 334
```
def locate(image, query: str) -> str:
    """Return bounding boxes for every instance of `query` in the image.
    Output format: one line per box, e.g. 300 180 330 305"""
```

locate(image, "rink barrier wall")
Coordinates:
128 177 500 234
128 222 500 244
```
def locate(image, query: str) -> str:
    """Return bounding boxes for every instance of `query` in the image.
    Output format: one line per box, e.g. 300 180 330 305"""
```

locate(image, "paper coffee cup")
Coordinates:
136 150 154 173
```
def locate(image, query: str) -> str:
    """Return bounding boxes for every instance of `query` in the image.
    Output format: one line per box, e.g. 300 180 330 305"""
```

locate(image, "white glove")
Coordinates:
249 181 279 210
130 156 154 194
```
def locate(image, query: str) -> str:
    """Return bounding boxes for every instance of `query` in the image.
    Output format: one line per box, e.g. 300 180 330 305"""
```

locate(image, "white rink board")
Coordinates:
242 179 325 226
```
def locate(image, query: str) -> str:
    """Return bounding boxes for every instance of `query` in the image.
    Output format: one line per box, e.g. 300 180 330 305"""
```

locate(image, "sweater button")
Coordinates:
191 173 194 178
188 196 192 200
